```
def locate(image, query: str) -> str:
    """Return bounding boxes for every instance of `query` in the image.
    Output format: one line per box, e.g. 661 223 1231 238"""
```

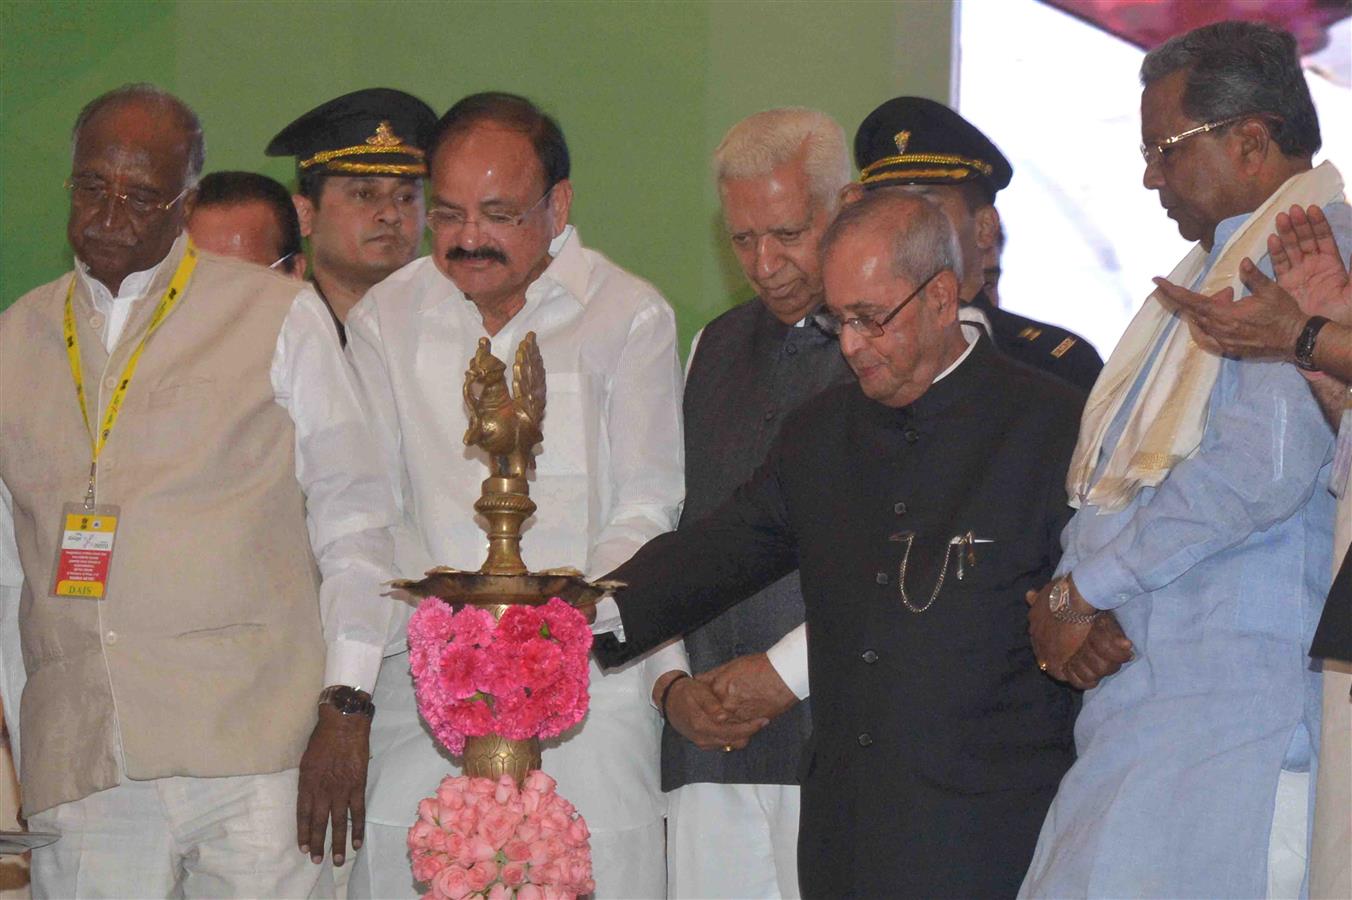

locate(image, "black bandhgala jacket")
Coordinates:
597 336 1085 899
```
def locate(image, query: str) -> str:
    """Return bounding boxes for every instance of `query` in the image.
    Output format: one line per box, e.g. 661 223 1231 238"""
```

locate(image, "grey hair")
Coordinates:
820 190 963 286
1140 20 1319 158
71 83 206 187
714 107 851 210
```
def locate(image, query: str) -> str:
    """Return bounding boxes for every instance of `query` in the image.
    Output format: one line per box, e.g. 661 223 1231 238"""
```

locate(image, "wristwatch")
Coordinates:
1294 315 1330 372
318 685 375 718
1048 577 1102 625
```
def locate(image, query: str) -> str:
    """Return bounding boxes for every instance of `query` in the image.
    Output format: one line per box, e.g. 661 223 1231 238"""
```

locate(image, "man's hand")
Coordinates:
297 701 371 866
1061 612 1133 691
653 670 767 751
1152 203 1352 362
1151 269 1304 361
1026 577 1096 681
697 652 798 725
1269 204 1351 323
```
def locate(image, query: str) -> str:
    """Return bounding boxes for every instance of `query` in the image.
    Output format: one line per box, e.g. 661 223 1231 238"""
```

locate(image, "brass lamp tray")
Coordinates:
393 566 618 608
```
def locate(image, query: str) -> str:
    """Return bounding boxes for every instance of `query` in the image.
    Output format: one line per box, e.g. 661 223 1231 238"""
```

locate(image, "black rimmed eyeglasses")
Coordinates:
813 270 942 338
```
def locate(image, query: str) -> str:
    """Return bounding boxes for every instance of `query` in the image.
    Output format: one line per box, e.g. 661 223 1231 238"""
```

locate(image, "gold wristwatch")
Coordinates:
1048 577 1102 625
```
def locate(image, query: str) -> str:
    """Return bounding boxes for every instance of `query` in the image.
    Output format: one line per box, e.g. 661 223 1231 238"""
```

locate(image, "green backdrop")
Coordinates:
0 0 953 350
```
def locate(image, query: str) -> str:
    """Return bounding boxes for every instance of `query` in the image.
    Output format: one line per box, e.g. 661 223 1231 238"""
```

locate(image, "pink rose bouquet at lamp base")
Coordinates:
406 597 596 899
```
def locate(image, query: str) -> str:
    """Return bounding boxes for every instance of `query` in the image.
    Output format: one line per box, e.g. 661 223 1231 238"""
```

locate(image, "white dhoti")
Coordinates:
28 768 323 899
667 782 801 899
1311 659 1352 900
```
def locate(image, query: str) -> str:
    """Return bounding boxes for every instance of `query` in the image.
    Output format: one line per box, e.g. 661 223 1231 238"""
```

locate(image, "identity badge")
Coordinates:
51 503 121 599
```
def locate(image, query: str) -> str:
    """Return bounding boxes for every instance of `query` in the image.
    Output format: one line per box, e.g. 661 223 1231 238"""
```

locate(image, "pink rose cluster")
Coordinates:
408 771 595 900
408 597 592 755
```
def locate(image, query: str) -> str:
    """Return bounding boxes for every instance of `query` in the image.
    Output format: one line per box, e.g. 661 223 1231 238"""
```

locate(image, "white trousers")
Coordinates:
666 782 800 900
29 768 324 899
349 817 664 899
1311 660 1352 900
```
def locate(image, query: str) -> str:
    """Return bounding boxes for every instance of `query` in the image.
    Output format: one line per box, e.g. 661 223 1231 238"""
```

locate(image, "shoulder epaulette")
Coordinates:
1050 337 1077 359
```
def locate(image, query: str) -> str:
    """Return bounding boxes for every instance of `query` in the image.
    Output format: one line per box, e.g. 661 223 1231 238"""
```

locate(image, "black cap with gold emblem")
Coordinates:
854 97 1013 199
265 88 437 177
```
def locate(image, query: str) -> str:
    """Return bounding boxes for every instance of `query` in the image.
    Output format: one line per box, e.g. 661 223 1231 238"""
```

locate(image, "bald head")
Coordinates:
72 84 205 186
67 85 203 293
821 190 962 285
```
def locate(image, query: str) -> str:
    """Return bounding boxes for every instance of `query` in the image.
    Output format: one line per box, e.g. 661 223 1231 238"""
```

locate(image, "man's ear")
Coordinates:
547 179 574 238
928 268 962 322
838 182 867 207
181 186 199 221
293 193 315 239
974 204 1001 252
1234 118 1272 175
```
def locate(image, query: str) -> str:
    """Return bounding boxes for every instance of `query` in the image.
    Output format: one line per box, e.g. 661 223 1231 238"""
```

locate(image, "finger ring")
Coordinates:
723 745 733 753
1038 661 1049 672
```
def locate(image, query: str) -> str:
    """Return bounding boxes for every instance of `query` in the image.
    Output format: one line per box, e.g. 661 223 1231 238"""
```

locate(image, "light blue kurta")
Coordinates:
1021 205 1352 899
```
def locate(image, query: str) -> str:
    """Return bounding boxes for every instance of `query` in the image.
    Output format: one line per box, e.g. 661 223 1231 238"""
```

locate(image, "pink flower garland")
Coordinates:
409 772 595 900
408 597 593 755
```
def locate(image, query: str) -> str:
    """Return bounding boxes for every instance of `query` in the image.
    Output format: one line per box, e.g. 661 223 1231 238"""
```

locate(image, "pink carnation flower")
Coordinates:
496 604 546 643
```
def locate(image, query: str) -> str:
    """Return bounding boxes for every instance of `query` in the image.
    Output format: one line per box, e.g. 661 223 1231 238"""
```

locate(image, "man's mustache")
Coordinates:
447 246 508 265
79 228 136 248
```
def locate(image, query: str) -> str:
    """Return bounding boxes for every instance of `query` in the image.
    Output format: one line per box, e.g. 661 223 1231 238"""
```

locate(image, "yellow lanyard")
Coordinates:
63 241 199 506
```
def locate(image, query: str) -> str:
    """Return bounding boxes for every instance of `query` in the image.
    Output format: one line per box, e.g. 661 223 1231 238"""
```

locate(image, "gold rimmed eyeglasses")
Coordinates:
1139 115 1250 167
64 177 191 216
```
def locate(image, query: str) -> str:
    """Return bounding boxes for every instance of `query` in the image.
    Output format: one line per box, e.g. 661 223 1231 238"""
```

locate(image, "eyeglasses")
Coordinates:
64 176 191 217
269 251 297 271
426 185 554 234
1139 115 1249 167
814 270 942 338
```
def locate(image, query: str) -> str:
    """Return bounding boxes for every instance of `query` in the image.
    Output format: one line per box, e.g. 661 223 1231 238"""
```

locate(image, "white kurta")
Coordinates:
346 226 685 898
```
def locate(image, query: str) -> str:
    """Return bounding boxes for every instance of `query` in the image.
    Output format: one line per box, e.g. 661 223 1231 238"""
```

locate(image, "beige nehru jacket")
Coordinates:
0 241 325 815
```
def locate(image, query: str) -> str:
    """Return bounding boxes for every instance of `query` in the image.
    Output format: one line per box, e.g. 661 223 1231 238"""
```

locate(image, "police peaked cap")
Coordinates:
266 88 437 177
854 97 1012 198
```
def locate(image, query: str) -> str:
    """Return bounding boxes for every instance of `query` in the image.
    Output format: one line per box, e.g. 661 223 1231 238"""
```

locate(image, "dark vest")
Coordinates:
663 298 853 791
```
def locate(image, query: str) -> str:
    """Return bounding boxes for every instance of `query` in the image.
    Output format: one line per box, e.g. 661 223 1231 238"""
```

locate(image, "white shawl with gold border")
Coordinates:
1068 161 1345 511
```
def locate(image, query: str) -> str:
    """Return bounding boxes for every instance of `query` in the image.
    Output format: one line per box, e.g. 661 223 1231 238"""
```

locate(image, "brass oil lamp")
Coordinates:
392 333 611 782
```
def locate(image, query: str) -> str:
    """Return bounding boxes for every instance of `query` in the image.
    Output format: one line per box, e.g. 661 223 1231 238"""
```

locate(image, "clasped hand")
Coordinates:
656 653 798 752
1026 577 1133 691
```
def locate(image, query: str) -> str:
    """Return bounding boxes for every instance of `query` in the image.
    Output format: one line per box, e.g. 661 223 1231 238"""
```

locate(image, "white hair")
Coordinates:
713 107 851 210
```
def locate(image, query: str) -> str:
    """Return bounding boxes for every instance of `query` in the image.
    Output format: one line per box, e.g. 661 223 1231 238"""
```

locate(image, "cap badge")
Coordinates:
893 130 911 153
366 121 405 148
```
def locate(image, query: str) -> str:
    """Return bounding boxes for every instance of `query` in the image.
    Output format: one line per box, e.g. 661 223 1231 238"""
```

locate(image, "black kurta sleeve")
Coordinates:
594 435 800 668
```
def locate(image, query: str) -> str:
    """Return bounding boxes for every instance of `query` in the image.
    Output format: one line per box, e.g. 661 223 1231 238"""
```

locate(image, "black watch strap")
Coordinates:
1295 315 1330 372
659 672 690 722
319 685 375 718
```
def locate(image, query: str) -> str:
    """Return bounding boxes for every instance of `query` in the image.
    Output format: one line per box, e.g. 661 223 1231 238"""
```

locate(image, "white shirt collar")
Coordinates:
531 225 590 306
75 232 184 311
932 306 983 384
75 233 187 350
